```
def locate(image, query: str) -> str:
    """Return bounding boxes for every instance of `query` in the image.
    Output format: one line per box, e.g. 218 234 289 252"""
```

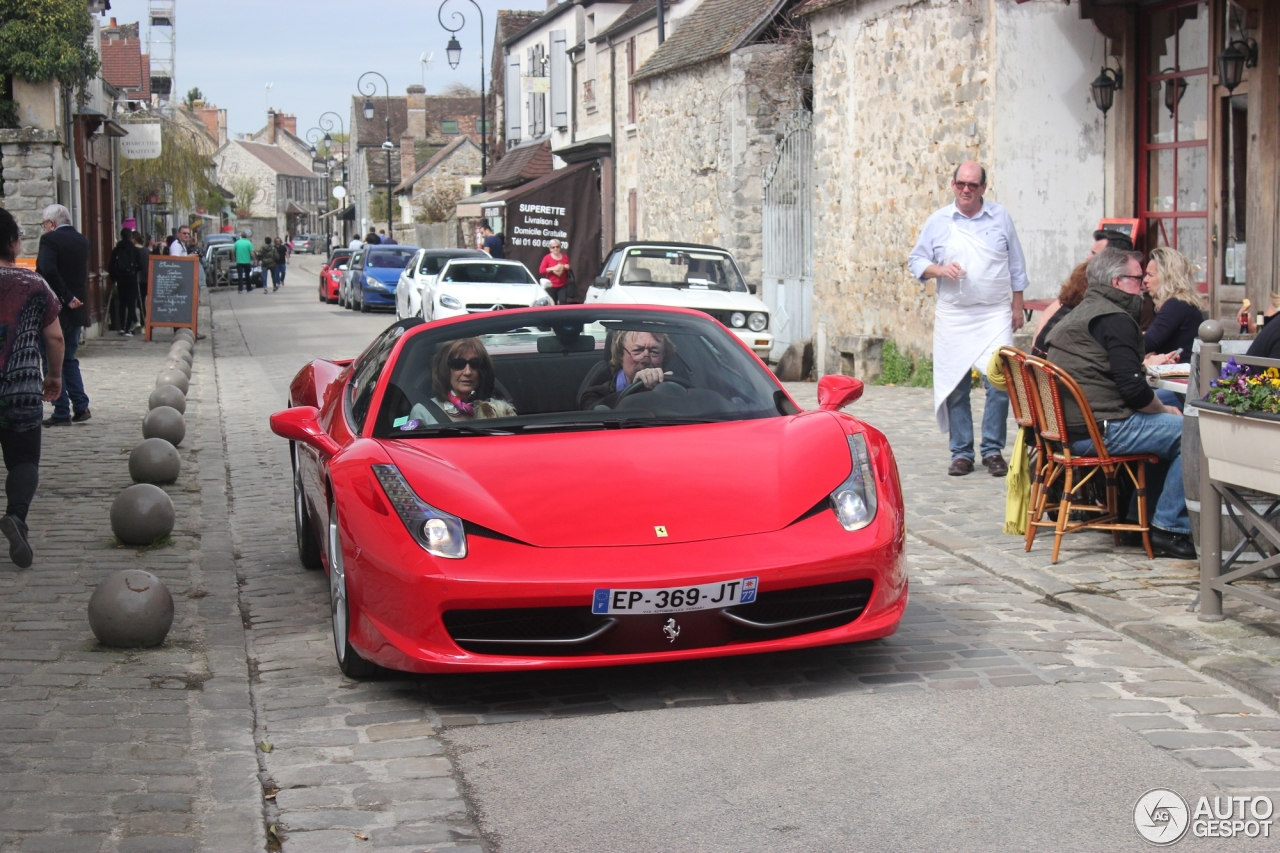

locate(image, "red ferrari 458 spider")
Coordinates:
270 306 907 678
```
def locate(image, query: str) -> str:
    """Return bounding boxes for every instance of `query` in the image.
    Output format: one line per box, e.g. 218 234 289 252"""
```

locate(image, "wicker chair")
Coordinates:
1022 355 1157 563
995 346 1046 546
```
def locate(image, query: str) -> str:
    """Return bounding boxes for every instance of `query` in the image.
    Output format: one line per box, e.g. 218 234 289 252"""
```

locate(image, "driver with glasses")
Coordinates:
580 331 677 409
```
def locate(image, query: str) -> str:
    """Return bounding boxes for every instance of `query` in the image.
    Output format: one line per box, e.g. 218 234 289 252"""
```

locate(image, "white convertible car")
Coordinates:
395 248 489 321
583 242 774 359
418 257 552 321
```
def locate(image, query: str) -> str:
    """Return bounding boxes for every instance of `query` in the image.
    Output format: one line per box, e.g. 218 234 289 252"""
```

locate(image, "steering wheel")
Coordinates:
614 374 693 405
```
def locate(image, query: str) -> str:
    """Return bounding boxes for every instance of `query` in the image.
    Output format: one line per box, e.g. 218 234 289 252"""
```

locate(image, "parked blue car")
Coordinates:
348 245 419 313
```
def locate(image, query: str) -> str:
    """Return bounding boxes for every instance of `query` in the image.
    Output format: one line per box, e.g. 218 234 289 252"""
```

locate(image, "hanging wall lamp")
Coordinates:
1090 66 1123 115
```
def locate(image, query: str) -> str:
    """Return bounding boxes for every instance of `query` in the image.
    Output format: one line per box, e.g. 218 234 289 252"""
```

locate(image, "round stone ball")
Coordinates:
110 484 175 547
87 569 174 648
168 346 193 363
169 341 193 357
164 360 192 379
129 438 181 484
148 384 186 414
1198 318 1224 344
142 406 186 446
174 330 195 344
156 369 189 395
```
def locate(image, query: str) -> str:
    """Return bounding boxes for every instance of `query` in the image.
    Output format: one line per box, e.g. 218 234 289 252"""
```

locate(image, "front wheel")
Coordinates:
359 292 371 313
328 500 380 679
292 445 323 569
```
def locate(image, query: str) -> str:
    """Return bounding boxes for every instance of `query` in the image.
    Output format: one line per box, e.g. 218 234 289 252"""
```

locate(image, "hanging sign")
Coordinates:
522 76 550 94
119 123 163 160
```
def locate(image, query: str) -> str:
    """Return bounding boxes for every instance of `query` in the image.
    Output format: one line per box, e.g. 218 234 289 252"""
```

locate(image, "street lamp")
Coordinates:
1090 66 1122 115
438 0 487 178
358 71 394 239
1217 38 1257 94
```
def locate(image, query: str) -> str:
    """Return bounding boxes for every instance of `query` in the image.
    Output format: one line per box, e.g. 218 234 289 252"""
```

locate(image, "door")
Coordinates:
761 116 813 361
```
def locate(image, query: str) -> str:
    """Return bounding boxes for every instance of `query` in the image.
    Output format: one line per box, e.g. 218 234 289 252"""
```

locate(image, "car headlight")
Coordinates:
830 434 878 531
439 293 462 310
372 465 467 559
729 312 746 328
748 312 768 331
533 295 552 307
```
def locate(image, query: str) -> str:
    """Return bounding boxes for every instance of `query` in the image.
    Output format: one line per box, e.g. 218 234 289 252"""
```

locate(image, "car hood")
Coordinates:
380 413 850 548
608 285 768 312
437 282 544 305
365 268 403 284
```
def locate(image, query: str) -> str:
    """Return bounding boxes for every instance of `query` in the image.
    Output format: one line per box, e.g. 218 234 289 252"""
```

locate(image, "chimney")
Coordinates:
266 109 277 144
400 135 416 183
407 85 426 140
275 112 298 136
196 104 227 146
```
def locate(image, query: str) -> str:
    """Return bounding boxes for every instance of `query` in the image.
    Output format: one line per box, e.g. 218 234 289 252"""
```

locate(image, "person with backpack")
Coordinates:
258 237 278 293
233 231 255 292
274 236 290 288
108 228 140 336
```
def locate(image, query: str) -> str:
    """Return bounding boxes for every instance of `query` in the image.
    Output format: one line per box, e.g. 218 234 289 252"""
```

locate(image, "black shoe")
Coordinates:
948 457 974 476
0 515 32 569
982 454 1009 477
1150 527 1196 559
71 409 91 423
42 416 71 427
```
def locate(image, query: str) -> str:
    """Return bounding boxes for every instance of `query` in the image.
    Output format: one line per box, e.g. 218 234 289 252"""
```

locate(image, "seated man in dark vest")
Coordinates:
1044 247 1194 559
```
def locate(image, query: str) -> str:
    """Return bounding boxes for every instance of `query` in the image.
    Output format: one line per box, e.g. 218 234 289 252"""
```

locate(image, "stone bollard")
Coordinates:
156 369 189 395
87 570 174 648
110 483 175 546
174 330 195 345
170 341 193 357
148 385 187 414
1197 319 1224 622
129 438 181 484
142 406 186 446
168 346 193 363
164 360 192 379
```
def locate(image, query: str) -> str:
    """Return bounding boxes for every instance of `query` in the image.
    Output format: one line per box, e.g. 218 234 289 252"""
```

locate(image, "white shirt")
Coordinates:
168 240 189 257
908 200 1029 292
349 238 363 250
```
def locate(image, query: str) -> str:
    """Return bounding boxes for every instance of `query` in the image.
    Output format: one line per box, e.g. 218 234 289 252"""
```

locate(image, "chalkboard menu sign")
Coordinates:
144 255 200 340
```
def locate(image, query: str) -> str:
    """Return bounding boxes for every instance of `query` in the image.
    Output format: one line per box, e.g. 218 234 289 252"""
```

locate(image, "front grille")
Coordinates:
443 578 873 657
465 303 527 313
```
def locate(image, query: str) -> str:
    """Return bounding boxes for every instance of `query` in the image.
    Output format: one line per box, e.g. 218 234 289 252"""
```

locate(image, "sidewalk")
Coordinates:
785 381 1280 713
0 314 262 853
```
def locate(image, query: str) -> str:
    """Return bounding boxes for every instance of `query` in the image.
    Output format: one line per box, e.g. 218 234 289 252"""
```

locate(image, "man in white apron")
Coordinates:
908 162 1028 477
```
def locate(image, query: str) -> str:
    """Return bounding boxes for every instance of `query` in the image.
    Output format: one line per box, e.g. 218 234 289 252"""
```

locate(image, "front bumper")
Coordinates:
341 506 907 674
361 284 397 306
730 328 774 359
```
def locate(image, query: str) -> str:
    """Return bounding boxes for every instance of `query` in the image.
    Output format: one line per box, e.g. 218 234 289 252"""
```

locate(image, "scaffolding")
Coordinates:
148 1 175 106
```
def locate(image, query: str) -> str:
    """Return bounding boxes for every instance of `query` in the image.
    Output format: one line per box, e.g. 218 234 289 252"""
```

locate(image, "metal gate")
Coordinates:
761 115 814 360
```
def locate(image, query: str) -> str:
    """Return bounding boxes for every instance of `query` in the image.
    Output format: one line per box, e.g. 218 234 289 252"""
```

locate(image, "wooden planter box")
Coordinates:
1196 402 1280 495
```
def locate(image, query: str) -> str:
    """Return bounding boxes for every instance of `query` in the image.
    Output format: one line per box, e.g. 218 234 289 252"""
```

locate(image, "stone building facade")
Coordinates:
393 136 482 231
214 140 322 241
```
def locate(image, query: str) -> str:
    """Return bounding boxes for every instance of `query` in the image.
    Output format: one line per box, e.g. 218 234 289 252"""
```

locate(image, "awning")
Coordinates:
285 201 310 215
320 204 355 221
456 189 513 219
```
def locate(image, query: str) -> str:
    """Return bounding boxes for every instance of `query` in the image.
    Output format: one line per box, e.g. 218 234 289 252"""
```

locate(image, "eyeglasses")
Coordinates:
953 181 984 192
448 357 483 371
626 346 663 358
1117 274 1144 283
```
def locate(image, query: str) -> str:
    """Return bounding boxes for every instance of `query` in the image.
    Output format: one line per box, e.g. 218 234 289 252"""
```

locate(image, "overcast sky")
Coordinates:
104 0 544 139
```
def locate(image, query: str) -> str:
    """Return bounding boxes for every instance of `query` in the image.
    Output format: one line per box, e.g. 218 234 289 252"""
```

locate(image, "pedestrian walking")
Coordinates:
133 231 150 330
379 229 396 245
908 161 1027 477
108 228 140 337
35 204 91 427
168 226 192 256
233 231 255 292
0 208 67 567
274 237 290 288
258 237 278 292
365 229 381 246
348 234 363 251
539 239 572 304
480 223 504 259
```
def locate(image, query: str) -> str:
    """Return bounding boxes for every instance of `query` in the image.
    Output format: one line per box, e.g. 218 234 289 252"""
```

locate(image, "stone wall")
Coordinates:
0 130 61 257
807 0 992 358
405 143 481 225
214 144 278 231
632 45 805 284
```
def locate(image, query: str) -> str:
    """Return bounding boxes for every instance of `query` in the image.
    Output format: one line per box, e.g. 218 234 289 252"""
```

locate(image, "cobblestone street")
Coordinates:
0 256 1278 851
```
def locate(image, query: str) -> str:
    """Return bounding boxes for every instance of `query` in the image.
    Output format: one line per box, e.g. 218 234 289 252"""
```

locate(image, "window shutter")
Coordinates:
504 54 521 142
550 30 568 129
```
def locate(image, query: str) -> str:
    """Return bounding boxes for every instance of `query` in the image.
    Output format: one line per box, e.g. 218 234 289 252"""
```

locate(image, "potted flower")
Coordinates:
1196 358 1280 494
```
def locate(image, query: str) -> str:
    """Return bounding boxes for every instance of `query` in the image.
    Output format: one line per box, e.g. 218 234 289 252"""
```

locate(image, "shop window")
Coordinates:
441 120 459 135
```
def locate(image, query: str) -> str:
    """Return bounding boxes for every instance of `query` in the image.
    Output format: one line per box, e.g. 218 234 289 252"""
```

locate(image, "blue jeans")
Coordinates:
1070 411 1190 534
946 373 1009 462
53 324 89 420
273 264 286 286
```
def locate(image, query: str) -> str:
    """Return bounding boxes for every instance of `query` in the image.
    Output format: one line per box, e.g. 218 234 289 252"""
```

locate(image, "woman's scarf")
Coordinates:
447 391 475 416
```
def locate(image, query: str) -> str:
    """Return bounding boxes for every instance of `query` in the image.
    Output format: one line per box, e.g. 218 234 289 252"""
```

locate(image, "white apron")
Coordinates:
933 224 1015 433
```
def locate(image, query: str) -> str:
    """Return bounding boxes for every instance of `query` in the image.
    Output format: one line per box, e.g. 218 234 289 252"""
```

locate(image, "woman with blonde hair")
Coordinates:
1142 246 1205 364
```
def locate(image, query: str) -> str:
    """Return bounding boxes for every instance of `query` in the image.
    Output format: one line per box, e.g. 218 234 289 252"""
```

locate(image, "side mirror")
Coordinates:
338 264 348 271
748 283 759 295
539 277 554 294
269 406 341 458
594 274 611 289
817 375 864 411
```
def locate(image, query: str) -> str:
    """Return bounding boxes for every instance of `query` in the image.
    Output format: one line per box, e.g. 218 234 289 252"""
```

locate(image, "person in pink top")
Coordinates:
538 240 571 304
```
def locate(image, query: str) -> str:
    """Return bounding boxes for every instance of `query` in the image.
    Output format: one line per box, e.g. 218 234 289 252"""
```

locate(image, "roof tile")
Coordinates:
632 0 785 82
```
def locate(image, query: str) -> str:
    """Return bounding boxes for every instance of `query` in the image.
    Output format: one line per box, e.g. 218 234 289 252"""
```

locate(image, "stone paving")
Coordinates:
4 266 1280 852
781 381 1280 714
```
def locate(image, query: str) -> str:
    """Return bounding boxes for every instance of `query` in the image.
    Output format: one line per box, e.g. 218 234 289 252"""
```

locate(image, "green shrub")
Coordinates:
874 340 933 387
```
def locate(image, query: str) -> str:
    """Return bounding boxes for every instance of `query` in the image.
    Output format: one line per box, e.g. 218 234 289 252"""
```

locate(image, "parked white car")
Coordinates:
584 242 773 358
422 258 553 321
395 248 489 321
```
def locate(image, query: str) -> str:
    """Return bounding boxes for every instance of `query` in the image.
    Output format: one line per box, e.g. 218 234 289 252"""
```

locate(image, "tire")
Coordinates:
318 288 326 303
292 444 323 569
359 291 371 313
328 499 380 679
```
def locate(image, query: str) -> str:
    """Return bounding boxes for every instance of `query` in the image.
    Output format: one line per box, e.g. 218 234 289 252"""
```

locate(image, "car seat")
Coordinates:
622 266 653 283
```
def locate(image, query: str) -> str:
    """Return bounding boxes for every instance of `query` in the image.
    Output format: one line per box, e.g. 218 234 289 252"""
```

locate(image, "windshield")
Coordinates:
441 262 536 285
374 309 789 438
420 252 482 276
619 248 747 292
367 248 417 269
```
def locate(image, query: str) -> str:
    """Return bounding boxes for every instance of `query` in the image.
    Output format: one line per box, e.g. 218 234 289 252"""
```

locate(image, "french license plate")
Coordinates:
591 577 758 615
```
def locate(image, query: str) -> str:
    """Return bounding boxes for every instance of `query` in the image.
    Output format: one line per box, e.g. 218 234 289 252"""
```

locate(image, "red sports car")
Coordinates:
319 249 353 304
271 306 907 678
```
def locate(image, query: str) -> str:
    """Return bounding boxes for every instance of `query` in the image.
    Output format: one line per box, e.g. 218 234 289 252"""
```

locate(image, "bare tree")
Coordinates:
440 82 479 98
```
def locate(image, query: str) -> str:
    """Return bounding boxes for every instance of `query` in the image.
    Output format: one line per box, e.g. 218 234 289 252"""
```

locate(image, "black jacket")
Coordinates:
109 239 139 282
36 225 91 327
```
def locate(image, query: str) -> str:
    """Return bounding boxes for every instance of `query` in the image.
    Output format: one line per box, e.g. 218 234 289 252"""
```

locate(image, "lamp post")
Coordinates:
306 127 336 243
358 72 395 238
438 0 487 178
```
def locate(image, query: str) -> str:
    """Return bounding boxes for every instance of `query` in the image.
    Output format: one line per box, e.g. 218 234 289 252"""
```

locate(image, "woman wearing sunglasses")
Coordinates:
430 337 516 421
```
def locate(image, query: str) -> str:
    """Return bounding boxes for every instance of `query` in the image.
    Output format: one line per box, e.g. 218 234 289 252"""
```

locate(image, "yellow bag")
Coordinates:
1004 427 1031 535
